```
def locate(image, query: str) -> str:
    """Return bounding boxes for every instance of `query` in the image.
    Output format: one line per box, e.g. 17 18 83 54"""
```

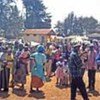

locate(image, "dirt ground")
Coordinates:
0 71 100 100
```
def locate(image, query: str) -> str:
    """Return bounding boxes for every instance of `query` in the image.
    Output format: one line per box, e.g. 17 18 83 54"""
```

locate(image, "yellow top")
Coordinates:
5 54 14 61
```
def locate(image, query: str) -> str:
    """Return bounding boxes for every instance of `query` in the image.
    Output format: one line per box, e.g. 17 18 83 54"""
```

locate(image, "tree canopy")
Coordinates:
55 12 99 36
0 0 24 38
23 0 51 29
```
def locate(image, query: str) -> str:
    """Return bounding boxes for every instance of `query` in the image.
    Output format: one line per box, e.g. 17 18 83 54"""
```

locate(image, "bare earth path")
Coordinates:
0 72 100 100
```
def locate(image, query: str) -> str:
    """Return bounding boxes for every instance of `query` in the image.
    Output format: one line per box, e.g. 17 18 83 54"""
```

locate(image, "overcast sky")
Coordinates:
17 0 100 27
43 0 100 27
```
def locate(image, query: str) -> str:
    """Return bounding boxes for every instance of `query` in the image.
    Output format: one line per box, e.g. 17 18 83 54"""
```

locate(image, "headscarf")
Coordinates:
36 45 45 53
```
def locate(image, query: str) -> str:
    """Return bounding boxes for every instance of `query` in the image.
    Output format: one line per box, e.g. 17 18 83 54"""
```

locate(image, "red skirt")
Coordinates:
31 76 44 88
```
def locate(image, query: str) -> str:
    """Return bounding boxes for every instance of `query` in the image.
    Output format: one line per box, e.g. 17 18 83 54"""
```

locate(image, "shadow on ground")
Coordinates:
28 90 45 99
92 90 100 97
0 91 10 99
12 88 27 97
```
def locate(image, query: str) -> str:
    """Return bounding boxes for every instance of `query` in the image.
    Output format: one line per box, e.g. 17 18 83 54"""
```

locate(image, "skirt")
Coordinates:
14 63 26 84
31 75 44 88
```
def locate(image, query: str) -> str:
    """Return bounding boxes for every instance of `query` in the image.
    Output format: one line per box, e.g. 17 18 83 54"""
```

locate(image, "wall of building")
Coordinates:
23 34 48 44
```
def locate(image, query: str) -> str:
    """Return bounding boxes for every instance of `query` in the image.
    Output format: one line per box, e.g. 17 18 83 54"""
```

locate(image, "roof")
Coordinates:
23 29 55 35
88 33 100 37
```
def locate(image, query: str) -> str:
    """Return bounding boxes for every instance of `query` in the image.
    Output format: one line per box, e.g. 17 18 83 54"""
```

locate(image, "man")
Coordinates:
69 43 89 100
87 44 97 92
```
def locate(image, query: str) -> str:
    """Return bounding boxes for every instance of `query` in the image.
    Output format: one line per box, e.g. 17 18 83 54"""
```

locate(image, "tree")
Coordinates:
23 0 51 29
54 21 64 35
72 17 83 35
55 12 99 36
0 0 24 38
80 16 98 33
5 5 24 38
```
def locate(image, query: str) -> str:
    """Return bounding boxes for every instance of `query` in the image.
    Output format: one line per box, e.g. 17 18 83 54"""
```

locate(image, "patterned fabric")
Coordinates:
55 66 64 80
87 50 97 70
68 50 83 78
14 63 26 84
14 50 27 84
5 54 14 68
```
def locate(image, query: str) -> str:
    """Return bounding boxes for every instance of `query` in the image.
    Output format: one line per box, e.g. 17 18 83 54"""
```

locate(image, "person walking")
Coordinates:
68 43 89 100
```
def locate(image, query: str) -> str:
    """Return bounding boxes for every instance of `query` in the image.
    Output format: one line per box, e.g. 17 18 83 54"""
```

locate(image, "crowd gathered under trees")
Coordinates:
0 38 100 100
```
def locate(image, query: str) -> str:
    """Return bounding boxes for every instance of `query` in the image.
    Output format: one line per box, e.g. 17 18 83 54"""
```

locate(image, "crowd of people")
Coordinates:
0 39 100 100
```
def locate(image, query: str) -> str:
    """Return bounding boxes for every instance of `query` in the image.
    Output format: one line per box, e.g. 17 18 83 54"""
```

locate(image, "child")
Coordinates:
55 61 64 86
63 59 69 87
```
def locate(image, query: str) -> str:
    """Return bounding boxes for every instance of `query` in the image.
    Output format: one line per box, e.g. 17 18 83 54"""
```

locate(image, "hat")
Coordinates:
37 45 45 53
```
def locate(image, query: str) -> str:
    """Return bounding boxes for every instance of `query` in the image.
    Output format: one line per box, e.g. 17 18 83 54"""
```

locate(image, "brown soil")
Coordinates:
0 71 100 100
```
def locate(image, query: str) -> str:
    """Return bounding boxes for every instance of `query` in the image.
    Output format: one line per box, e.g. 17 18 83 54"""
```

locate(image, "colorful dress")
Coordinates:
14 50 29 84
30 52 46 88
55 66 64 80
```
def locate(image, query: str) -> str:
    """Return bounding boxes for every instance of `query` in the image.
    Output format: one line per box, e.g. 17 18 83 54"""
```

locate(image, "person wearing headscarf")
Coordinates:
30 45 46 93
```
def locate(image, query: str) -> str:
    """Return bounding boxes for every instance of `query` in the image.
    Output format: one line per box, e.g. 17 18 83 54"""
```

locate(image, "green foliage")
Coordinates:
0 0 24 38
23 0 51 29
54 21 64 35
55 12 98 36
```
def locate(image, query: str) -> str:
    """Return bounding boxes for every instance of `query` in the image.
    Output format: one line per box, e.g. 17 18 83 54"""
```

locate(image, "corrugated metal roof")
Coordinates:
23 29 55 35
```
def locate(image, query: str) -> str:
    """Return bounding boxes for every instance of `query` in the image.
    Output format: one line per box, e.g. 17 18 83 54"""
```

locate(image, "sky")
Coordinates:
16 0 100 27
43 0 100 27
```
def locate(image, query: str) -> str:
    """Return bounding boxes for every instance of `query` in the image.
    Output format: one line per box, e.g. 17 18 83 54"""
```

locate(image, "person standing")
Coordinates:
69 43 89 100
87 44 97 92
13 43 27 89
30 45 46 92
0 47 10 92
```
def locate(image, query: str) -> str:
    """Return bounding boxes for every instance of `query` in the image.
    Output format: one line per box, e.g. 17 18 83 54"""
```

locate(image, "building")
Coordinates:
87 33 100 40
23 29 56 44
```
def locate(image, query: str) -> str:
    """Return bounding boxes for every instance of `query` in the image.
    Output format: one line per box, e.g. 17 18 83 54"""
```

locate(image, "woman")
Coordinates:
30 45 46 93
0 47 11 92
87 44 97 92
13 44 28 89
